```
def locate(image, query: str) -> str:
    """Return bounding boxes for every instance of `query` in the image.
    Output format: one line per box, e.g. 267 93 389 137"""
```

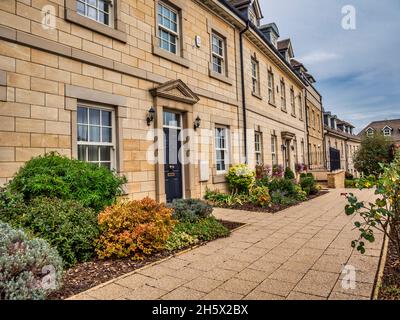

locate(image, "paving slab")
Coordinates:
70 189 383 301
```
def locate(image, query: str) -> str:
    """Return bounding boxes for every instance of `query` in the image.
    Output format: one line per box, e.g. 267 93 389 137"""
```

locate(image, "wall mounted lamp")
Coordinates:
146 107 155 126
194 116 201 131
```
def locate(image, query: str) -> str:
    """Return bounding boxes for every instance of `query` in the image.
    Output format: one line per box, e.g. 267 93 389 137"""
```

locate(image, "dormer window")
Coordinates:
383 127 392 136
366 128 374 136
249 9 257 26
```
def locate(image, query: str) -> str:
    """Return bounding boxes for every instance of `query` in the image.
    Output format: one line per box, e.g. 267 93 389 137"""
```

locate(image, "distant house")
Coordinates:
358 119 400 145
323 112 361 176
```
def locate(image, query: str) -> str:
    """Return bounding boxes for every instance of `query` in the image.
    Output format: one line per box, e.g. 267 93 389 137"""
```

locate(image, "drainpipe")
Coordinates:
304 89 311 167
239 21 250 164
320 96 326 170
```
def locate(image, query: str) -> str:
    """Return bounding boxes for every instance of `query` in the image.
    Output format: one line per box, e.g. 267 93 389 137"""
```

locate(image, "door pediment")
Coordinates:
150 79 200 105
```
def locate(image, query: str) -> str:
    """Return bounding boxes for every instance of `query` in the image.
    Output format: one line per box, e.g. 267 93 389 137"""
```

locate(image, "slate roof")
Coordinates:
358 119 400 142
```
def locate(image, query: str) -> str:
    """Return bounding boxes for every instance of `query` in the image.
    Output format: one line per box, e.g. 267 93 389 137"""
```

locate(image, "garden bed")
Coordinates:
378 223 400 300
209 190 330 213
48 220 244 300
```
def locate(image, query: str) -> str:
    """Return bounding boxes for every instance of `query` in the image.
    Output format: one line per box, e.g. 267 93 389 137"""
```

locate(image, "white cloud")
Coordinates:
260 0 400 131
298 51 341 65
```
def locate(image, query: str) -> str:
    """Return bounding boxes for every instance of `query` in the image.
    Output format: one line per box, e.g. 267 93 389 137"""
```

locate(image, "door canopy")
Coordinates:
150 79 200 105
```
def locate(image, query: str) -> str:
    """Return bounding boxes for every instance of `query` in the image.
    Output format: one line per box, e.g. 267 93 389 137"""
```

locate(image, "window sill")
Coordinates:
252 92 262 100
65 9 127 43
152 45 190 69
291 113 297 118
213 174 226 184
209 69 233 86
281 108 288 113
268 101 277 108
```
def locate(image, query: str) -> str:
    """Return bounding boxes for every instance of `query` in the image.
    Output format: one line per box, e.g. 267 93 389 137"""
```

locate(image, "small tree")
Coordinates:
353 133 393 177
345 153 400 263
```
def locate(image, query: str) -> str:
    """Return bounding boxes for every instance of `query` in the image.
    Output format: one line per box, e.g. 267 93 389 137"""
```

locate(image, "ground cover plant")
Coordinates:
0 222 63 300
205 164 324 213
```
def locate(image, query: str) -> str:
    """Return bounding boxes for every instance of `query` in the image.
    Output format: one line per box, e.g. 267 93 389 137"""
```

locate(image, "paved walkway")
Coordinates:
71 189 384 300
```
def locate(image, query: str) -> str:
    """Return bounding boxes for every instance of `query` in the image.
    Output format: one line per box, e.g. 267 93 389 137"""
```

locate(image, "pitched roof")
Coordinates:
337 119 355 128
358 119 400 142
277 39 290 51
325 126 361 141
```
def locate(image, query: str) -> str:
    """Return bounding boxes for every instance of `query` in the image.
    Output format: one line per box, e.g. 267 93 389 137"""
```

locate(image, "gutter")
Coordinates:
320 96 327 169
240 20 250 164
217 0 307 87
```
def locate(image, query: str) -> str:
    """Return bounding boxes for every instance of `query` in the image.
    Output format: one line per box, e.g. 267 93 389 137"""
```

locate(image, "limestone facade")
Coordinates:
0 0 312 201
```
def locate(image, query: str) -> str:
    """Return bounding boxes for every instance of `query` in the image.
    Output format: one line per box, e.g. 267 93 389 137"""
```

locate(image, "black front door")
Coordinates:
164 126 183 203
330 147 341 171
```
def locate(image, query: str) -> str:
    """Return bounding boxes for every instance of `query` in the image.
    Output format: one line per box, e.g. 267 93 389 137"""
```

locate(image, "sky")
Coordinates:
260 0 400 133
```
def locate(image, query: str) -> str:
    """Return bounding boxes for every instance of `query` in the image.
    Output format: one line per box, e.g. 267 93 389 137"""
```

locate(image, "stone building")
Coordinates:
358 119 400 146
290 58 325 173
0 0 311 202
323 112 360 177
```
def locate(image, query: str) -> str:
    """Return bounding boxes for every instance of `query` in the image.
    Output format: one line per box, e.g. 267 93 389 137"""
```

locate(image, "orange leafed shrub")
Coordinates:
95 197 176 259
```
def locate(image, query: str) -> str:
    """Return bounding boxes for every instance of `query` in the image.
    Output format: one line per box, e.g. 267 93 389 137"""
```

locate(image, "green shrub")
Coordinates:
204 189 229 203
0 188 25 224
165 231 199 251
168 199 213 223
0 222 63 300
294 185 308 201
8 152 127 212
268 178 297 196
6 197 100 267
345 179 358 188
204 189 248 207
171 217 229 242
300 175 318 196
270 191 298 206
249 186 271 207
226 164 255 194
284 167 295 180
255 175 270 188
95 198 175 260
353 133 393 177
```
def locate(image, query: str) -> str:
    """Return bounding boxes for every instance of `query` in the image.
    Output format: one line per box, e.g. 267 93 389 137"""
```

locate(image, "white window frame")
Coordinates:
77 103 116 169
254 131 263 166
271 135 277 166
251 58 259 95
280 79 286 110
215 125 230 174
298 94 303 119
367 128 374 136
211 32 226 75
268 70 275 104
383 127 392 136
76 0 114 27
157 1 180 55
290 88 296 116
